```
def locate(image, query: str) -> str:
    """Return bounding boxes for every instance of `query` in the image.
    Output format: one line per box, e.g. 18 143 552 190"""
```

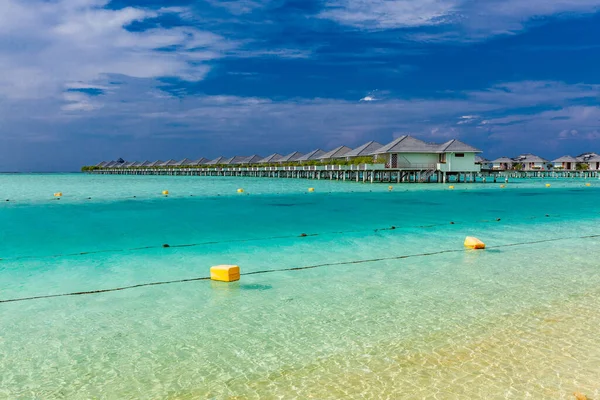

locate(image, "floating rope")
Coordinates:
2 233 599 305
0 214 561 262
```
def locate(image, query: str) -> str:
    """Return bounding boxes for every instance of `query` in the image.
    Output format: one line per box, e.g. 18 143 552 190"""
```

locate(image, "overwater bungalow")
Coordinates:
148 160 163 167
552 155 578 171
278 152 304 163
140 161 152 167
583 154 600 170
372 136 440 169
259 153 283 164
513 154 549 171
96 161 108 167
319 146 352 162
296 149 326 162
475 156 492 171
491 157 513 170
344 141 383 160
373 135 481 172
436 139 482 173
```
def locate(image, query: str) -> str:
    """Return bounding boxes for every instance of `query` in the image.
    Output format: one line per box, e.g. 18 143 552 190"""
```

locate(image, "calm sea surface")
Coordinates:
1 174 599 399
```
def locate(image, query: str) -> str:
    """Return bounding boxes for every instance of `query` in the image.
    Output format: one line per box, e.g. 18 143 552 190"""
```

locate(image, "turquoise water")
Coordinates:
1 174 600 399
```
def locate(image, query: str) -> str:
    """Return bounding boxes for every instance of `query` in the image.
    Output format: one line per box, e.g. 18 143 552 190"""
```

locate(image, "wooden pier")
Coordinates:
86 164 600 183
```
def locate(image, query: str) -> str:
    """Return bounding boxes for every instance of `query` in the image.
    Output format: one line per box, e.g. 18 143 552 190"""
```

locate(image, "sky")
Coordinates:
1 0 600 171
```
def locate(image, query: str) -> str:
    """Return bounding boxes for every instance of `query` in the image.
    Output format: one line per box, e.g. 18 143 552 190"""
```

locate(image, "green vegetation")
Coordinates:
512 163 524 171
576 162 589 171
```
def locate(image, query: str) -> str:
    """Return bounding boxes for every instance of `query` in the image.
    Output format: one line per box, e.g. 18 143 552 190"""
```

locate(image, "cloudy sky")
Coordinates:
1 0 600 171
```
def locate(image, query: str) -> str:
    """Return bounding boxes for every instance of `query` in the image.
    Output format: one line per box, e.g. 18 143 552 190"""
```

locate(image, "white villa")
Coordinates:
552 155 578 171
372 136 481 173
475 156 493 171
491 157 513 171
512 154 550 171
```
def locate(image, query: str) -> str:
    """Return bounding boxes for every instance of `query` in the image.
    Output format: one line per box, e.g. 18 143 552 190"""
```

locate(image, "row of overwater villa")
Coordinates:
479 153 600 172
86 135 484 183
85 135 599 183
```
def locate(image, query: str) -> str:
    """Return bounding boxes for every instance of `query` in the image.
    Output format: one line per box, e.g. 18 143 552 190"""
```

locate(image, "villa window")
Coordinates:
439 154 446 163
455 153 464 157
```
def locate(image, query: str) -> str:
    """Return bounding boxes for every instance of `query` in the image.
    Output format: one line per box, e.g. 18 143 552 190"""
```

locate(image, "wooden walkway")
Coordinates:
87 165 599 183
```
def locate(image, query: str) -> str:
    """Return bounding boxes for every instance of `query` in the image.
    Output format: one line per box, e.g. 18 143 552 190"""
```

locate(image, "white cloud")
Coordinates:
319 0 600 40
0 0 232 101
319 0 457 29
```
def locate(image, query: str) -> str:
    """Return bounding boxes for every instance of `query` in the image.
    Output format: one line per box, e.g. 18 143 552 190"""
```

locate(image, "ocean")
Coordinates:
1 173 599 399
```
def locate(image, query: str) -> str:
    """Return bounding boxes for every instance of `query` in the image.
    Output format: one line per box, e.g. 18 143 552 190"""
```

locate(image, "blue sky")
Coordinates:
1 0 600 171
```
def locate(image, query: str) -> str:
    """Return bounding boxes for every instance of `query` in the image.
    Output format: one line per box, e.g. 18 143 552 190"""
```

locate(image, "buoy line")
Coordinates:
1 233 600 305
0 214 563 262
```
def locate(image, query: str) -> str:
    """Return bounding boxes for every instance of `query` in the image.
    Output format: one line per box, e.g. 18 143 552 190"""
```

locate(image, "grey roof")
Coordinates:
576 152 598 162
584 154 600 162
373 135 440 154
437 139 482 153
174 158 193 166
130 161 143 167
140 161 152 167
514 154 549 163
296 149 326 161
278 152 304 162
346 141 383 157
105 161 117 168
259 153 283 163
95 161 108 167
186 158 208 165
491 157 514 163
320 146 353 160
160 159 178 166
206 156 225 165
148 160 163 167
475 156 490 163
552 155 578 163
241 155 263 164
223 156 248 165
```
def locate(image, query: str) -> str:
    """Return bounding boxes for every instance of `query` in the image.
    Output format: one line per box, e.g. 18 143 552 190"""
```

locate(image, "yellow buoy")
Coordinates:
237 188 244 193
464 236 486 250
210 265 240 282
586 183 591 187
162 190 169 195
500 184 506 188
448 185 455 189
388 186 393 191
54 192 62 197
308 188 315 192
545 183 551 188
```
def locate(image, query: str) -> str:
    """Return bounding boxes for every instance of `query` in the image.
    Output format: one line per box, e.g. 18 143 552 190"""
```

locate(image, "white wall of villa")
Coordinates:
586 160 600 170
439 152 480 172
522 162 548 171
553 161 575 170
384 153 439 168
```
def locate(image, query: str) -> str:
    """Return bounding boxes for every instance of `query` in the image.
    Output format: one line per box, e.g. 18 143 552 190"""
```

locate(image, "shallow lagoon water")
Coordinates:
1 174 600 399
